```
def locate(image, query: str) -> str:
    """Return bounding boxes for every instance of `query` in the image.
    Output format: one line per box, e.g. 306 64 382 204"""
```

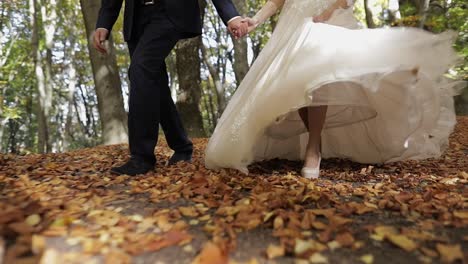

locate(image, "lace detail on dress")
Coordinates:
284 0 335 17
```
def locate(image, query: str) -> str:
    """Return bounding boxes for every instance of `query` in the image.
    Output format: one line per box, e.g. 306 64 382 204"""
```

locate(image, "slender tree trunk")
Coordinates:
418 0 430 28
175 37 206 137
207 85 217 127
201 44 227 116
231 0 249 85
0 8 15 151
64 45 77 150
40 0 57 152
364 0 376 28
200 84 213 130
29 0 49 153
80 0 128 145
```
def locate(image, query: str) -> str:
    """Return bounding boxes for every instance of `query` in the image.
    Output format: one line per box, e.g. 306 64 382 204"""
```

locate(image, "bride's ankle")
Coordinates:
304 153 321 168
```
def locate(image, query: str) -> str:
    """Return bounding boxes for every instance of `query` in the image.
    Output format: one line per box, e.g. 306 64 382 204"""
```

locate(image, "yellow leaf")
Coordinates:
360 254 374 264
26 214 41 226
295 239 326 255
263 212 275 222
273 216 284 229
387 234 418 252
374 226 398 236
266 244 285 259
436 243 463 263
309 253 328 263
32 235 46 254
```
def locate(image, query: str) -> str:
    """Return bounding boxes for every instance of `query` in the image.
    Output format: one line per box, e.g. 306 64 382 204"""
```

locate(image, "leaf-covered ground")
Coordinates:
1 117 467 264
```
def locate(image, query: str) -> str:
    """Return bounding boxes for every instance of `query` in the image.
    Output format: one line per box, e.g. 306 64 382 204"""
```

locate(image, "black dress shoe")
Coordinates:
110 159 154 176
167 151 192 165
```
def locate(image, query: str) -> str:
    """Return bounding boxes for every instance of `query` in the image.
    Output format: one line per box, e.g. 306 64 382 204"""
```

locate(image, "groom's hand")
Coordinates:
228 17 248 39
93 28 109 54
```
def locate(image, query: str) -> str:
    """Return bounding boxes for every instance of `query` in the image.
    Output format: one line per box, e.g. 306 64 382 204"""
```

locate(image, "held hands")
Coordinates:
227 17 258 39
228 17 248 39
93 28 109 54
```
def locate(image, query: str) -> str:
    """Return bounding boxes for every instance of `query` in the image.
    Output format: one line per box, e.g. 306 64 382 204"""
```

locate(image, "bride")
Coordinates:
204 0 461 178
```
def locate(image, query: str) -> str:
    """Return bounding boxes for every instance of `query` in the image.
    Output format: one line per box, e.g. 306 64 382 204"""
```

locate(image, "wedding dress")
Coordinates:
205 0 462 174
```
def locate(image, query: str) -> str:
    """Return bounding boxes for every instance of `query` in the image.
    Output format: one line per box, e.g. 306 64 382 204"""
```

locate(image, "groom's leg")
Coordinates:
159 64 193 154
127 7 181 165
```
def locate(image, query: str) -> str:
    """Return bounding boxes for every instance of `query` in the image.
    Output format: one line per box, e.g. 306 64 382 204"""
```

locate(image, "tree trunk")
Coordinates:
175 37 206 137
388 0 401 21
201 44 227 117
172 0 207 137
231 0 249 85
64 45 77 150
79 0 128 145
364 0 376 28
40 0 57 152
418 0 430 28
30 0 49 153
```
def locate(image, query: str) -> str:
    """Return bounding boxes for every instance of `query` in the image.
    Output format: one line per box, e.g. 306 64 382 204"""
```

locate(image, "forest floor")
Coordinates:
1 117 467 264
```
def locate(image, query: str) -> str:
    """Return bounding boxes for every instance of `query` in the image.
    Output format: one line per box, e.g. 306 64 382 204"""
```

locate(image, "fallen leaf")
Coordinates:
360 254 374 264
309 252 328 263
32 235 46 254
294 239 326 256
420 247 438 258
453 211 468 219
436 243 463 263
387 234 418 252
25 214 41 226
335 232 355 247
265 244 285 259
192 242 228 264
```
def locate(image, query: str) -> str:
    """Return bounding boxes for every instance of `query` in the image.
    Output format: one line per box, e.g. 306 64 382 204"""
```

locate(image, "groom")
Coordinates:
93 0 247 176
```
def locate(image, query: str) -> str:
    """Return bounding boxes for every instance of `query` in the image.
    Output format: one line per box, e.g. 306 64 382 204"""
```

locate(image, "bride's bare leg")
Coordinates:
304 106 327 168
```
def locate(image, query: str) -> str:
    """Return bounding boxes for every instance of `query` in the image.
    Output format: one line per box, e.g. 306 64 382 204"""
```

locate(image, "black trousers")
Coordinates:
127 3 193 165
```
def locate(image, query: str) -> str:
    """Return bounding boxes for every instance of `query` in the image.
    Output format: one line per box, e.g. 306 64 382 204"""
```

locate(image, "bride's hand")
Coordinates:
243 17 259 33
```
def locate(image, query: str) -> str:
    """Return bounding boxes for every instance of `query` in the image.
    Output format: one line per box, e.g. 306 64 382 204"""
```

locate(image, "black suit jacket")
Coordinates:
96 0 239 41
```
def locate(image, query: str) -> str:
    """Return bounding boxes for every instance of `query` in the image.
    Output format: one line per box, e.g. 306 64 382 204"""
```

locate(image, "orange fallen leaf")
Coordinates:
335 232 355 247
179 207 199 217
192 242 228 264
146 230 193 252
453 211 468 219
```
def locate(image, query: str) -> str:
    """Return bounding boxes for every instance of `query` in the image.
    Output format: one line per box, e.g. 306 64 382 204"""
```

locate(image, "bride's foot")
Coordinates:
301 153 321 179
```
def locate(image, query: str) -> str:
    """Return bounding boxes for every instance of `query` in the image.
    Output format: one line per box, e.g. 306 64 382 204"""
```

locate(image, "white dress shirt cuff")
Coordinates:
228 16 241 23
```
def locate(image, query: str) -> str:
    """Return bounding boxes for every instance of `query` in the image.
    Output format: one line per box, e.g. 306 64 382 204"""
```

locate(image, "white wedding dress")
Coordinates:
205 0 461 174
